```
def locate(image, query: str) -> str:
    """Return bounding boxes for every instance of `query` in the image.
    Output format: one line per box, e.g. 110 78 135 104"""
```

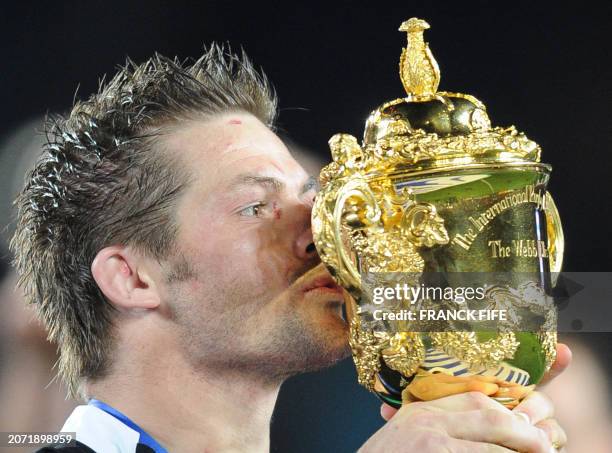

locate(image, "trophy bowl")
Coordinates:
312 18 564 409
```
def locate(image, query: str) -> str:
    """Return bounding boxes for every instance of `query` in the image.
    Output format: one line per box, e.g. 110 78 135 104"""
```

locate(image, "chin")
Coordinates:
310 311 352 364
258 299 351 377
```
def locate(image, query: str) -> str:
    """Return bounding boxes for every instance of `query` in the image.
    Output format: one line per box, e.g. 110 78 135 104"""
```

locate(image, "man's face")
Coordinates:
157 112 350 380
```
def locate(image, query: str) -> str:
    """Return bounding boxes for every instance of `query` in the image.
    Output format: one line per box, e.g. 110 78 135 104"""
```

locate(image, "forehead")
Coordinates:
162 113 305 190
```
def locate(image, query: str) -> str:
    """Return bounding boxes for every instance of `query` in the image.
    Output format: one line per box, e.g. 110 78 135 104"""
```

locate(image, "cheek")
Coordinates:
227 232 298 304
251 224 299 286
180 209 296 296
186 222 273 292
235 227 294 293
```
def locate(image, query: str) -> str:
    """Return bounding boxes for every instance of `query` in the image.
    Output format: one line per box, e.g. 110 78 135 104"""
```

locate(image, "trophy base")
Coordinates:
373 365 534 409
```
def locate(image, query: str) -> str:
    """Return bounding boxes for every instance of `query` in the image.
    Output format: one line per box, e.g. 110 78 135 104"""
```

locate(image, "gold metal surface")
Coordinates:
311 17 564 404
398 18 440 98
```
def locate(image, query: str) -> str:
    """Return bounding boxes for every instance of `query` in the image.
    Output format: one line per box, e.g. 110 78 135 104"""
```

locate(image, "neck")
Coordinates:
86 329 281 453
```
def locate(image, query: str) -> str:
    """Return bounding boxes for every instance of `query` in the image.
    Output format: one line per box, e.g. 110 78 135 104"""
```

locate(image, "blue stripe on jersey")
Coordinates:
88 399 168 453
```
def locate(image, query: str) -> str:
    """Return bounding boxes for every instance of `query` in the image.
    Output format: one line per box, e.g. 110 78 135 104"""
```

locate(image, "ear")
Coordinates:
91 245 161 311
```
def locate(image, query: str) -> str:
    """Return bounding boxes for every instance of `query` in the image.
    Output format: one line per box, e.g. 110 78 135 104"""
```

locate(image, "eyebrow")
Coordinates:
228 173 317 194
228 174 285 193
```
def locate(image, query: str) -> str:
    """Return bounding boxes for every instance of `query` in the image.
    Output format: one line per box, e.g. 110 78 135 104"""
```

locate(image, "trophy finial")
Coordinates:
398 17 440 97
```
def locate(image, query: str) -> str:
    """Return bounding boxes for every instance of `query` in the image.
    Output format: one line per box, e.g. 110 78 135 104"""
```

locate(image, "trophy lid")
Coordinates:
353 18 543 175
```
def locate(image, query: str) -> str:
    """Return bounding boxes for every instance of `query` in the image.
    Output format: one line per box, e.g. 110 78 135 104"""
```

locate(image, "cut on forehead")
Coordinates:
158 110 284 157
155 111 304 193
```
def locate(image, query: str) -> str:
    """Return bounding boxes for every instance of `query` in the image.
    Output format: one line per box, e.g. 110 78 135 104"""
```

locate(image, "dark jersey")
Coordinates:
36 441 154 452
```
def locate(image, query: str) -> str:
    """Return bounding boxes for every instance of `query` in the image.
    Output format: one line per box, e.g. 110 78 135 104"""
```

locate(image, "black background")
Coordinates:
2 2 610 451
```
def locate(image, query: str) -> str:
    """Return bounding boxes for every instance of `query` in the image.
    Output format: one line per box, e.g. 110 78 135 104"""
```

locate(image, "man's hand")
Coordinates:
537 343 572 386
359 343 571 452
361 391 556 452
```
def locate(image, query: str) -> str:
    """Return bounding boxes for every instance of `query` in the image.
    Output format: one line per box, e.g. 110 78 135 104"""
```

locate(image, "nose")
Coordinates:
295 226 318 261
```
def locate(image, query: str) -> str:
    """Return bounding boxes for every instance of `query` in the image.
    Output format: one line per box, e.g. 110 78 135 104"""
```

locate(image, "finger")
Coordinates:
380 403 398 421
408 378 499 400
536 418 567 450
402 391 510 414
446 438 517 453
496 379 525 387
513 391 554 425
422 373 499 384
445 408 552 453
493 384 535 400
539 343 572 386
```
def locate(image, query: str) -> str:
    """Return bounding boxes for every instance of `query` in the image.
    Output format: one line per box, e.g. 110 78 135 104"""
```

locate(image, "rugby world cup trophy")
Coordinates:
312 18 564 409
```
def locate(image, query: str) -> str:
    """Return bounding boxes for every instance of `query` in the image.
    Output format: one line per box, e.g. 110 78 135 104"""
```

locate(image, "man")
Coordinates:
11 45 567 452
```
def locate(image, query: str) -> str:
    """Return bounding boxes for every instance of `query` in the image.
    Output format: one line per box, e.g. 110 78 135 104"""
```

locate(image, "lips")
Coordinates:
300 267 348 325
301 271 344 296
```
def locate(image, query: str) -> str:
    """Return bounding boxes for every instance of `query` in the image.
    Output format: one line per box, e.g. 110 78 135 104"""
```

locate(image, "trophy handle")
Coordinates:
331 177 382 292
544 192 564 283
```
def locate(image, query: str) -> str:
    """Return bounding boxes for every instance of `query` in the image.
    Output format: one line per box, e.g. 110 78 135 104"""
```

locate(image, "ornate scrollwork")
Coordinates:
401 203 449 247
348 317 389 390
429 332 520 371
381 332 426 377
538 330 557 372
316 133 453 384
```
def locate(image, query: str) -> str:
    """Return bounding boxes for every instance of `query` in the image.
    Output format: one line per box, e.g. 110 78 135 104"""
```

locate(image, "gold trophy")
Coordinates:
312 18 564 409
